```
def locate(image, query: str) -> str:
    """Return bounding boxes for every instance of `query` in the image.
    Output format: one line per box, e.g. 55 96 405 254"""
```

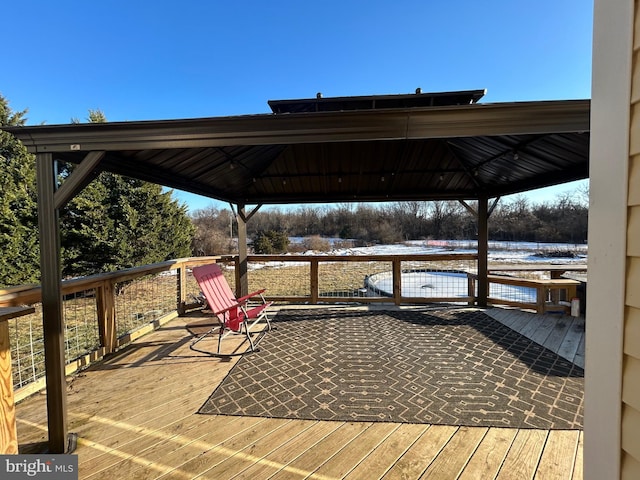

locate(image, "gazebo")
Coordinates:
5 89 590 453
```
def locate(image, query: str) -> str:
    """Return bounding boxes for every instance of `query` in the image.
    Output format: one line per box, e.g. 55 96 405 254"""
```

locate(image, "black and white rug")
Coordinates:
199 309 583 429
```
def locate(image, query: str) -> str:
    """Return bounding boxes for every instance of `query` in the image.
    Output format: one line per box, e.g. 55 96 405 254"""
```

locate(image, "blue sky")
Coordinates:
3 1 593 212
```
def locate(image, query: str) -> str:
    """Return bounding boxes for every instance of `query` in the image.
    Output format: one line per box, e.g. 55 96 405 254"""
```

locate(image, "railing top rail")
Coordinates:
247 253 479 262
0 253 479 308
0 255 232 307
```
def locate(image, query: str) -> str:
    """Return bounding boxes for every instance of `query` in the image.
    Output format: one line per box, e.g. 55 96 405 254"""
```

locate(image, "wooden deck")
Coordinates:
14 307 583 479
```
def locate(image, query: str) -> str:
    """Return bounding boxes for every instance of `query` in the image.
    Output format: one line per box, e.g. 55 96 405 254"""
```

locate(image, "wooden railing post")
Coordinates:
177 264 187 315
467 274 476 306
310 259 319 303
1 306 34 454
393 258 402 305
0 319 17 454
234 257 241 298
96 282 117 354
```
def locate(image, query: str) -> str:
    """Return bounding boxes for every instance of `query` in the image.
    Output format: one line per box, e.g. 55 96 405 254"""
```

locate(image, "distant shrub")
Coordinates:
252 230 289 254
287 242 307 253
332 239 355 249
302 235 331 252
533 249 579 258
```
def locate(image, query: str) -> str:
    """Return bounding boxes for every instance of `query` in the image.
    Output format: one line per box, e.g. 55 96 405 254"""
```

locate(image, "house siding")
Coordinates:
623 3 640 476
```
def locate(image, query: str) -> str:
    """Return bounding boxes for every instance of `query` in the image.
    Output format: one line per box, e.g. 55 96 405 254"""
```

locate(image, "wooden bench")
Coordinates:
485 274 580 314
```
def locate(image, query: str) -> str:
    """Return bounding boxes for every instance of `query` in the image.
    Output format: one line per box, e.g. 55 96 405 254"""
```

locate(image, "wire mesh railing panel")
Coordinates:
249 261 310 297
320 261 391 298
9 307 45 390
63 289 101 363
184 269 202 303
217 261 237 294
487 282 537 304
398 258 476 300
115 273 176 337
10 289 102 390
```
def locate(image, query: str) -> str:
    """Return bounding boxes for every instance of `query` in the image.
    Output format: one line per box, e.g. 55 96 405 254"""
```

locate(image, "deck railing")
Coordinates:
0 254 478 397
0 256 222 399
1 252 588 401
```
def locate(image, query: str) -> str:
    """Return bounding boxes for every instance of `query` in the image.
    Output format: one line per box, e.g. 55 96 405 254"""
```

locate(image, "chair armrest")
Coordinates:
213 301 244 316
237 289 266 303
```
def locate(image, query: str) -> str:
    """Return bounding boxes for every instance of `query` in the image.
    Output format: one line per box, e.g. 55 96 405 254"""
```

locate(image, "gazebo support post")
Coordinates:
477 196 489 307
236 204 249 297
36 153 68 454
36 151 104 453
232 203 263 298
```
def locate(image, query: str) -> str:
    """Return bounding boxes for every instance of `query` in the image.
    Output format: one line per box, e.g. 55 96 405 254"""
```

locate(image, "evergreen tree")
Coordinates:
60 110 195 275
0 94 39 287
0 97 195 281
61 173 195 275
253 230 289 254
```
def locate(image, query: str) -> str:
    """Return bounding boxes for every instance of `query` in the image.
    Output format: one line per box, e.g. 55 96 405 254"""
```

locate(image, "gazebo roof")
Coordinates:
5 90 590 205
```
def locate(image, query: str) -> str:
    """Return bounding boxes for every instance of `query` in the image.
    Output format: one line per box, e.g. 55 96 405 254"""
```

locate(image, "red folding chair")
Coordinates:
190 263 273 356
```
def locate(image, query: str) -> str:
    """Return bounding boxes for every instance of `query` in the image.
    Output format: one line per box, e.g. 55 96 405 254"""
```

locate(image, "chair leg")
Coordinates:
245 324 256 352
217 328 223 355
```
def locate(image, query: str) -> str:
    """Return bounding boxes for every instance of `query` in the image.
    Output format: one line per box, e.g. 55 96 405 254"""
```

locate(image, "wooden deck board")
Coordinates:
496 429 548 480
572 432 584 479
152 417 283 480
380 425 459 479
311 422 399 478
419 426 489 479
535 430 581 479
84 415 244 480
13 309 583 479
343 423 429 480
193 419 312 480
457 427 518 479
557 319 586 362
268 421 373 479
486 307 586 366
230 421 343 479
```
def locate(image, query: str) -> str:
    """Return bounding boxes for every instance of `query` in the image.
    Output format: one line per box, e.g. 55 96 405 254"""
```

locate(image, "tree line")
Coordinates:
191 193 588 256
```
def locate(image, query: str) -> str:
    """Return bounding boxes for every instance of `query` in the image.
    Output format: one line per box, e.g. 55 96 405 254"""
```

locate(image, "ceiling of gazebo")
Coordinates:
5 90 590 205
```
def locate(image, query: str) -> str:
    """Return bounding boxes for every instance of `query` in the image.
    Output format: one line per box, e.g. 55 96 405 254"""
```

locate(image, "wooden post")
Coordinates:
96 283 117 354
310 259 319 303
393 258 402 305
236 204 249 298
177 265 187 315
536 286 546 314
477 196 489 307
36 153 69 454
0 320 17 454
467 274 476 306
0 307 33 454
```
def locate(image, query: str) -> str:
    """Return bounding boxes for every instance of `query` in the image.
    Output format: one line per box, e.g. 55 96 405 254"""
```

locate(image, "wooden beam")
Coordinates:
54 151 105 210
460 197 500 218
36 153 69 453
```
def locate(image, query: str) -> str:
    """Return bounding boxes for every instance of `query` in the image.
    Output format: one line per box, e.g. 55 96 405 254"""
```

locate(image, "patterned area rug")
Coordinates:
199 309 583 429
